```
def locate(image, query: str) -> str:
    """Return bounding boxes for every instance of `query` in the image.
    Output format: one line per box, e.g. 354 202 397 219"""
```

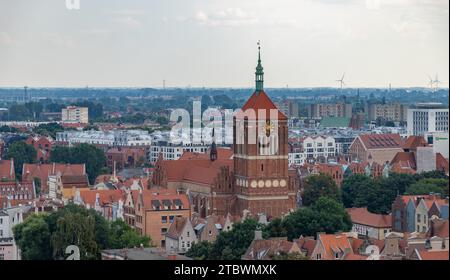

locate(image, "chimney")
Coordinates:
254 230 262 240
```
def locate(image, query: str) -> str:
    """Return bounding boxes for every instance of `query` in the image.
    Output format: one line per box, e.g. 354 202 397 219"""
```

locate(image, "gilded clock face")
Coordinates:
264 120 274 137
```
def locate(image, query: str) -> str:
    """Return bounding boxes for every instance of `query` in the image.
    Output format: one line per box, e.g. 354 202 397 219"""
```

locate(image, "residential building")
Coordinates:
311 232 367 260
26 135 53 163
106 147 147 170
0 159 15 181
275 100 299 118
56 129 152 148
347 208 392 240
348 133 404 164
123 189 191 248
407 103 449 136
0 181 36 207
368 103 408 122
0 205 31 260
309 103 353 119
391 195 449 233
242 231 301 260
22 163 86 195
149 141 208 163
61 106 89 124
165 216 198 254
73 189 125 221
48 173 90 201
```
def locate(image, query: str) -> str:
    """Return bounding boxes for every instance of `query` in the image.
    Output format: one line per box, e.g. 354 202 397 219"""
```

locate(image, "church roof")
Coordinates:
237 90 287 120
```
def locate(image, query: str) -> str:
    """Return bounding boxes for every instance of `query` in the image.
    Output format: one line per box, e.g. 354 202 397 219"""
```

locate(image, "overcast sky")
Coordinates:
0 0 448 88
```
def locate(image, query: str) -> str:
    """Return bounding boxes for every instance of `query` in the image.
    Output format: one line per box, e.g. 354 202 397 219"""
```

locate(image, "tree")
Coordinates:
268 197 352 240
14 203 154 260
208 218 263 260
51 209 99 260
24 102 43 120
72 100 103 120
405 178 449 197
13 214 52 260
109 219 151 249
367 174 416 214
8 104 32 121
341 174 377 208
5 141 37 176
32 123 64 138
50 144 107 184
302 174 341 206
0 125 18 133
185 241 213 260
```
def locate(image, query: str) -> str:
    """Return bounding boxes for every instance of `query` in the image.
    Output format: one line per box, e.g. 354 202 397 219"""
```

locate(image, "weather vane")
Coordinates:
257 40 261 50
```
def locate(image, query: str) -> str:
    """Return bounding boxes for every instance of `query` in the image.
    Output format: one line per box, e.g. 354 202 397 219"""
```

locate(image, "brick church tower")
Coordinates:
232 43 296 218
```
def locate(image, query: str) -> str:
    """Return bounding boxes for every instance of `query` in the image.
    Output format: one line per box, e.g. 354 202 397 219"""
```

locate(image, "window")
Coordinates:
208 230 212 236
161 228 168 234
161 216 168 223
187 231 190 237
169 216 174 223
335 252 339 259
316 253 321 260
417 214 421 223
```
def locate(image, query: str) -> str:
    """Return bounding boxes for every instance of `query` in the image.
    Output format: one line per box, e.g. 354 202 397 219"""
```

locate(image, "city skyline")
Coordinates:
0 0 448 88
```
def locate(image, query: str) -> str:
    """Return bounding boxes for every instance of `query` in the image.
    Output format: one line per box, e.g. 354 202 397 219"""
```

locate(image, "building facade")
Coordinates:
407 103 449 136
61 106 89 124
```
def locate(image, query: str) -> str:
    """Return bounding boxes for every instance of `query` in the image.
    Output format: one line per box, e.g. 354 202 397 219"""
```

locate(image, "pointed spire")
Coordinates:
210 128 217 162
255 41 264 92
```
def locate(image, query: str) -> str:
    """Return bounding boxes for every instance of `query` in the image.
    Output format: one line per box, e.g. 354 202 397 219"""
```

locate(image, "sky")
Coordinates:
0 0 448 88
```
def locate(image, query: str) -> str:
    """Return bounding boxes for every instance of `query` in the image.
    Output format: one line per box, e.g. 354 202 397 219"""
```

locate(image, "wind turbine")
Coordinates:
336 73 346 90
433 74 441 91
428 75 435 91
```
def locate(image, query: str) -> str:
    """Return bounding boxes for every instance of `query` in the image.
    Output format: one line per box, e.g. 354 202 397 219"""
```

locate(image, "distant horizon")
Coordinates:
0 86 448 90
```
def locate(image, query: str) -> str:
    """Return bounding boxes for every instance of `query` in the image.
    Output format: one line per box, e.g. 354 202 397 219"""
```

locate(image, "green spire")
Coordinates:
255 41 264 92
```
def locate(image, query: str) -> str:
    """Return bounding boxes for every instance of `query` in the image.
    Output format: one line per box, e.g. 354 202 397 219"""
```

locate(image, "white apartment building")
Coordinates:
56 130 152 147
61 106 89 124
288 136 337 166
149 141 209 163
0 206 30 260
407 103 449 136
303 136 336 161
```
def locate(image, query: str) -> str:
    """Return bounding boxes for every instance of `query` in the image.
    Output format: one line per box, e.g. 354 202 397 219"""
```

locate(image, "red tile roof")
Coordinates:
416 250 449 260
436 153 449 174
403 136 428 150
390 152 417 170
347 208 392 228
429 219 449 238
79 189 125 206
0 159 15 181
318 233 353 260
358 134 403 149
166 216 188 239
243 237 297 260
237 91 287 120
22 163 86 192
136 189 190 211
160 148 233 186
294 237 317 258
